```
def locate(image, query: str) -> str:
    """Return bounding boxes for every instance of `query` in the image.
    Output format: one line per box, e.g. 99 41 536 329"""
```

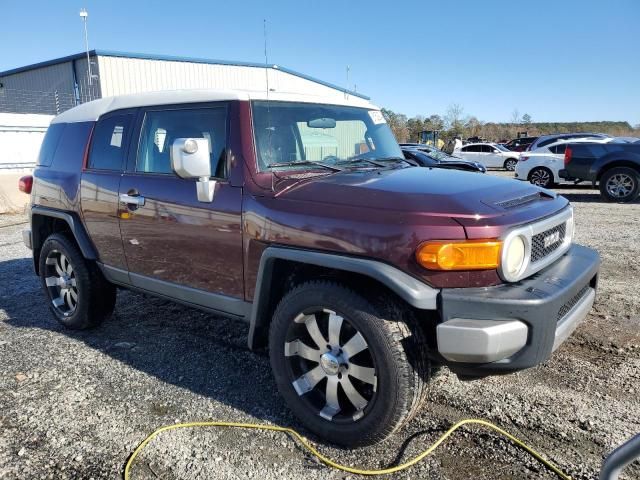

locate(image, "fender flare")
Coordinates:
247 246 439 349
30 206 97 268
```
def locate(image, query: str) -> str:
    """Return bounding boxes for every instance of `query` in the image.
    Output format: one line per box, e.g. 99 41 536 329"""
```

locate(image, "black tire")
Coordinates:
504 158 518 171
269 281 430 447
528 167 555 188
599 167 640 203
38 233 116 329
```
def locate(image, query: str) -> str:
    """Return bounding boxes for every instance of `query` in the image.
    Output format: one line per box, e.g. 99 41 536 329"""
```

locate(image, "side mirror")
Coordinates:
170 138 215 202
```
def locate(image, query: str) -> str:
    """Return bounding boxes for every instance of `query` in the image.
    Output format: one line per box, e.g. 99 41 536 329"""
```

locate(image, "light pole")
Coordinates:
79 8 92 87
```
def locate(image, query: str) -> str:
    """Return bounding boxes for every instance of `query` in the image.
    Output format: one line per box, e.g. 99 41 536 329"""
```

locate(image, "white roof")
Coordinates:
52 89 378 124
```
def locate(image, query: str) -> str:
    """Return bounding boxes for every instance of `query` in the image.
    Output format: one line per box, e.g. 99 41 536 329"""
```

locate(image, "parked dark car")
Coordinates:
402 147 486 173
560 141 640 202
504 136 537 152
19 90 600 447
527 133 610 151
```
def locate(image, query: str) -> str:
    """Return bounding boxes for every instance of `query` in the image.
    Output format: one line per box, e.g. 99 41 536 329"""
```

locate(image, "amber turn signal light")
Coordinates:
415 240 502 270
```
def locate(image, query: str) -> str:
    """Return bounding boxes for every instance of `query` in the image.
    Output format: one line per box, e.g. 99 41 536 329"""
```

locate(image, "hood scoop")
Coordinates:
494 190 555 209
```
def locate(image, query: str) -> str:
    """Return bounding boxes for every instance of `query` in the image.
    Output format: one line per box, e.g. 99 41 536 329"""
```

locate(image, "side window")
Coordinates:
88 114 133 170
481 145 494 153
136 107 227 176
550 144 567 154
37 123 66 167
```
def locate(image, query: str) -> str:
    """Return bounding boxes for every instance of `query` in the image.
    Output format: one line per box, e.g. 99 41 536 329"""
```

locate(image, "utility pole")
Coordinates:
79 8 92 87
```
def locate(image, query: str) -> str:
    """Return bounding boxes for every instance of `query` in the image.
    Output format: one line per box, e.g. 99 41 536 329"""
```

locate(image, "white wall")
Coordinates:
0 113 53 213
0 113 53 168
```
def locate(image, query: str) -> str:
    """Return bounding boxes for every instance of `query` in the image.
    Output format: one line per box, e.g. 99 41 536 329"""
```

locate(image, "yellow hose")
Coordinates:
124 418 572 479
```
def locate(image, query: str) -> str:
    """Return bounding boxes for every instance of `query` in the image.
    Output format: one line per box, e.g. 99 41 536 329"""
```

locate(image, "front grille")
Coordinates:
557 285 590 322
531 222 566 263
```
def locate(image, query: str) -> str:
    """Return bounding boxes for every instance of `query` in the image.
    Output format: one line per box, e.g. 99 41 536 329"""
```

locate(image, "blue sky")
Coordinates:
1 0 638 125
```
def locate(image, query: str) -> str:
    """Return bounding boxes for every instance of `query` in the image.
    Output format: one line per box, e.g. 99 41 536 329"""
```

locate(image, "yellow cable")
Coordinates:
124 418 572 480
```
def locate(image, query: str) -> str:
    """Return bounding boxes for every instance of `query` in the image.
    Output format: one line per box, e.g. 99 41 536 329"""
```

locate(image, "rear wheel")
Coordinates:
39 233 116 329
599 167 640 203
504 158 518 171
528 167 554 188
269 281 430 446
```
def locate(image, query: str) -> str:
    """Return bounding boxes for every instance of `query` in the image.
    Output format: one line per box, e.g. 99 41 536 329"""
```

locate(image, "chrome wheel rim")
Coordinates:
505 160 516 171
606 174 635 198
44 250 78 316
284 309 377 423
530 169 551 187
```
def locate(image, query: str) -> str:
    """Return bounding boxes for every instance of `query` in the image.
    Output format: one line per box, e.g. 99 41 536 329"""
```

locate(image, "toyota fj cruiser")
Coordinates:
20 89 600 446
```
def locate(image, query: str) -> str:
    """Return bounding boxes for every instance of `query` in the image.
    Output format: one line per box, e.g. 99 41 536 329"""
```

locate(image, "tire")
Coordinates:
269 281 430 447
504 158 518 171
38 233 116 329
528 167 555 188
599 167 640 203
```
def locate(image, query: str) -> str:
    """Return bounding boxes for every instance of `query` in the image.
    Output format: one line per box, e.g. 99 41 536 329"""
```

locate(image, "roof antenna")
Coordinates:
263 19 276 192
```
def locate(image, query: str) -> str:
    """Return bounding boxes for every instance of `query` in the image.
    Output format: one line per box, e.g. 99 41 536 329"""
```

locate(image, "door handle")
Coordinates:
119 193 145 207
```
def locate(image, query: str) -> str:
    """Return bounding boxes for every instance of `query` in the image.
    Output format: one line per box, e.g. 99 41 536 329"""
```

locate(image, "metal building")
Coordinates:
0 50 367 116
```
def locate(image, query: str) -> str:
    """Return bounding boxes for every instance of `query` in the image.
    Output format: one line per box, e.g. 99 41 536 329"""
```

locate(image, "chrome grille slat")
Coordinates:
531 222 567 263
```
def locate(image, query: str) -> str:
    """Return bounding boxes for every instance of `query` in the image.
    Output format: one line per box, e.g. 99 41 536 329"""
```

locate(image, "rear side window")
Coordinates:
136 107 228 176
88 113 133 171
37 123 66 167
462 145 481 152
549 144 567 154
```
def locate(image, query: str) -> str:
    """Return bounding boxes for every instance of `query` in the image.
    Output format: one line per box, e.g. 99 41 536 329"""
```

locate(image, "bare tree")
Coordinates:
510 108 521 126
445 103 465 136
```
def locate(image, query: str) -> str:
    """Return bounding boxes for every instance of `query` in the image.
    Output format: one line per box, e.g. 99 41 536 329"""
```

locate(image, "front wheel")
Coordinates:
599 167 640 203
504 158 518 171
269 281 430 447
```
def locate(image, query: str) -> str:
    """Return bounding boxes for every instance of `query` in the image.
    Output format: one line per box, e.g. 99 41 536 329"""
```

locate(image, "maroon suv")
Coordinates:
21 90 600 446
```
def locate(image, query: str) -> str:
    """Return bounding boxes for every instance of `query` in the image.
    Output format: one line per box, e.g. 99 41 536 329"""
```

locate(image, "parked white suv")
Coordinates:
454 142 520 170
515 137 614 187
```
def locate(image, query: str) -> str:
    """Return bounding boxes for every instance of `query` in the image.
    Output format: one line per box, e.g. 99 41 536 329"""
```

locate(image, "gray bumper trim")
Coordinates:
22 229 32 249
437 318 528 363
553 287 595 351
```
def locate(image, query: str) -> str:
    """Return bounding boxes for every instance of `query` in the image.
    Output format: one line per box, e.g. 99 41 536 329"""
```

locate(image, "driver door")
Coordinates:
118 104 245 308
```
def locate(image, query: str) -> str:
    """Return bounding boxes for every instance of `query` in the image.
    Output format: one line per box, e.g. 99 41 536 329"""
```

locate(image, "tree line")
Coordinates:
381 104 640 143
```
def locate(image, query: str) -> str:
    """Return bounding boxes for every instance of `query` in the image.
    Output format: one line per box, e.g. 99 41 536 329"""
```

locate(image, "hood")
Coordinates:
277 167 568 220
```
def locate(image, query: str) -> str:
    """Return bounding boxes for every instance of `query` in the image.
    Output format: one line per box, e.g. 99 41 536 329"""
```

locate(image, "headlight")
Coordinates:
503 235 526 277
415 240 502 270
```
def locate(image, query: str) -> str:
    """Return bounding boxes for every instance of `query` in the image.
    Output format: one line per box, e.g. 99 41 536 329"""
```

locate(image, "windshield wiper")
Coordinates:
266 161 342 172
374 156 419 167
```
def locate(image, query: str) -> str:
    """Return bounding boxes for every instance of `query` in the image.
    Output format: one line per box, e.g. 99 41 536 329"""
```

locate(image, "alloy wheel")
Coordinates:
505 159 517 171
530 168 551 187
44 250 78 316
606 173 635 199
284 309 377 423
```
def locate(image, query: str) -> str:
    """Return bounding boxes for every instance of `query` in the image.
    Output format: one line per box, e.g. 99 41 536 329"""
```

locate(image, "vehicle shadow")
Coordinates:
1 257 297 430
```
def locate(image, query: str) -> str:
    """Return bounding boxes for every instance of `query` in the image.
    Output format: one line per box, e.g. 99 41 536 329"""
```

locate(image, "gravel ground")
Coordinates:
1 175 639 480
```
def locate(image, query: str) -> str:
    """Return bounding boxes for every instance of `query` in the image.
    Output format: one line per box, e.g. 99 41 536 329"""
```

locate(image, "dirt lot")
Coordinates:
1 174 639 480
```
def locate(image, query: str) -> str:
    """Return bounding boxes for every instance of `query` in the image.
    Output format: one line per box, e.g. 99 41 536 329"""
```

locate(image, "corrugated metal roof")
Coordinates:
0 50 369 100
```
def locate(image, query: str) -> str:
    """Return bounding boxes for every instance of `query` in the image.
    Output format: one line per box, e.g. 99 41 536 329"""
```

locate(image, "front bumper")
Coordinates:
436 244 600 376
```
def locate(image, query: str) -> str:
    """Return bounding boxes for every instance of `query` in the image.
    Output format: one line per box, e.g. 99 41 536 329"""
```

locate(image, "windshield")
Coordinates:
252 101 403 171
494 144 510 152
